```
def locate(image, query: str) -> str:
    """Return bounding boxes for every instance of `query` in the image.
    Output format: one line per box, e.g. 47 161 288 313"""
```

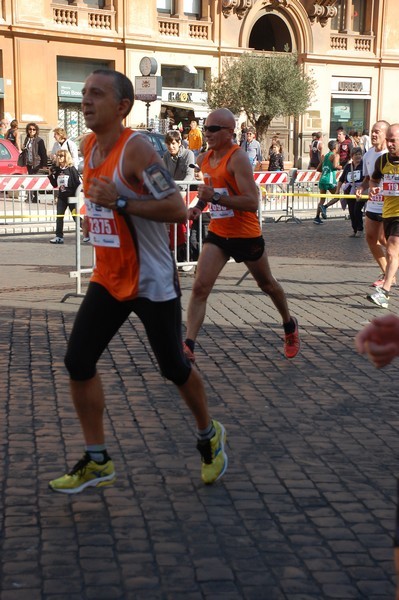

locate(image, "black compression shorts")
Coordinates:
64 282 192 386
204 231 265 263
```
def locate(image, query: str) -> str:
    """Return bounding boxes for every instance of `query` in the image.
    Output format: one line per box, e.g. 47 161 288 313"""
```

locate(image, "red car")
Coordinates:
0 138 27 175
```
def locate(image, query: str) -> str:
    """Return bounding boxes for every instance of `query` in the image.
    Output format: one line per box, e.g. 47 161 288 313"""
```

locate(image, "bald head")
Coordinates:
207 108 236 129
387 123 399 157
371 120 390 149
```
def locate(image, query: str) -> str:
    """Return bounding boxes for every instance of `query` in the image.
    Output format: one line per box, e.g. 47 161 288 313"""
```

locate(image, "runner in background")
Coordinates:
355 120 390 287
183 108 300 363
308 132 323 170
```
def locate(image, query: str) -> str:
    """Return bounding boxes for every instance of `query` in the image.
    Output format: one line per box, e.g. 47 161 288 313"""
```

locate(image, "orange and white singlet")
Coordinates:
201 145 261 239
84 129 179 302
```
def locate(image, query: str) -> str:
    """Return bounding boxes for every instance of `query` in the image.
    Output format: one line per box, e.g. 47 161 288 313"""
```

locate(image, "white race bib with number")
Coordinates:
382 174 399 197
209 187 234 220
85 199 120 247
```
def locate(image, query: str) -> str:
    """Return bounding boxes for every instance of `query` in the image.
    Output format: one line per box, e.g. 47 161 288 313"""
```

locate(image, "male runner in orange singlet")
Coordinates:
49 70 227 493
183 108 300 362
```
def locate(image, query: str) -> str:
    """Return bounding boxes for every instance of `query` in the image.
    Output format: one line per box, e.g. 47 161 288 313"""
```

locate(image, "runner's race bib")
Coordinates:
209 187 234 220
382 174 399 197
85 199 120 247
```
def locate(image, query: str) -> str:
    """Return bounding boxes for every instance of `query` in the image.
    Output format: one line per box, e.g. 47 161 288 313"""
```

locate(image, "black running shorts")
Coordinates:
366 211 383 223
204 231 265 263
383 217 399 239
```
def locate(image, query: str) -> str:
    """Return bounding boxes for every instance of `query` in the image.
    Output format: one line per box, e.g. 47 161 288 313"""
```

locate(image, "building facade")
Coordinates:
0 0 398 166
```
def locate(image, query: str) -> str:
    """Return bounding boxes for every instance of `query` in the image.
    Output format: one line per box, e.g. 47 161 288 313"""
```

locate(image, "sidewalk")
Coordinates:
0 219 398 600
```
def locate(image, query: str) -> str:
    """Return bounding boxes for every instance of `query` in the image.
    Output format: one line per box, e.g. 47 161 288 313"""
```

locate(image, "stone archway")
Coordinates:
249 14 292 52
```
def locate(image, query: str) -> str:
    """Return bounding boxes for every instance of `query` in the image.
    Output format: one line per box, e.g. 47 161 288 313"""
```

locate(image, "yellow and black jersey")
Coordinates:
372 153 399 218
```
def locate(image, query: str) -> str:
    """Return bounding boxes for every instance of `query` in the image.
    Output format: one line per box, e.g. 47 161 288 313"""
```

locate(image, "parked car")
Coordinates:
136 129 167 158
0 139 27 175
77 129 167 174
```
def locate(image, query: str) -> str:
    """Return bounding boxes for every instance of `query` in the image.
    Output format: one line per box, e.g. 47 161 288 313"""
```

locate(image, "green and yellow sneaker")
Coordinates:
197 420 228 485
49 452 116 494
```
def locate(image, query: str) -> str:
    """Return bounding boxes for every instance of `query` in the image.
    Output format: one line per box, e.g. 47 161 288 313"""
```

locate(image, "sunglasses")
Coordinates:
203 125 230 133
28 128 36 131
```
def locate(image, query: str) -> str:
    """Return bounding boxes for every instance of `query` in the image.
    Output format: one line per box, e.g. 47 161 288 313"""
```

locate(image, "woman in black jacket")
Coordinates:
22 122 48 203
48 149 81 244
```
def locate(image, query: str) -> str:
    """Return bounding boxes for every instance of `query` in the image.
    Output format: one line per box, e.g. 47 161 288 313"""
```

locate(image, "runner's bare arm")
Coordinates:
88 134 187 224
196 148 259 212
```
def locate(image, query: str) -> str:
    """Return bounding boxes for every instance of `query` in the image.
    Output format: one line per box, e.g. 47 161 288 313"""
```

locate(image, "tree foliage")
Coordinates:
207 51 316 152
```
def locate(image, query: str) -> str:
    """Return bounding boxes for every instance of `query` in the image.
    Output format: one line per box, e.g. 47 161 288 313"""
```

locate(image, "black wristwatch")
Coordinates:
211 192 222 205
115 197 128 214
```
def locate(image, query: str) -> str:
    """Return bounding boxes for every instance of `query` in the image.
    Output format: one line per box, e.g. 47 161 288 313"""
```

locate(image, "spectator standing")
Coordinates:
337 127 353 167
239 122 247 146
22 122 47 203
0 117 9 138
349 130 362 150
48 149 82 244
268 142 284 171
50 127 79 169
163 130 195 263
181 133 189 149
163 130 195 183
5 119 21 151
243 126 262 170
355 120 389 287
361 128 371 153
308 132 323 170
188 119 203 158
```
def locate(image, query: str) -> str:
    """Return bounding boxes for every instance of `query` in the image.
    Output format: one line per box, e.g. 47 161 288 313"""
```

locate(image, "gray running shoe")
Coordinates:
366 287 389 309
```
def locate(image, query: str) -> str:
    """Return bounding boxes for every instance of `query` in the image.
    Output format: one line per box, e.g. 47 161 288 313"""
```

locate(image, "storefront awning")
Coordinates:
162 101 209 118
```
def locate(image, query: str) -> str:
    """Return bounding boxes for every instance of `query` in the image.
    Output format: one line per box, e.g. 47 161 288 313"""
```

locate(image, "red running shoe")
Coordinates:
371 273 385 288
284 317 300 359
372 273 397 288
183 341 196 363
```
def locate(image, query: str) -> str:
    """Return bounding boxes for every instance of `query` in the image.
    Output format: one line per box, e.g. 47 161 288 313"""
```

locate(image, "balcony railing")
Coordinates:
330 33 374 53
52 4 115 32
158 16 211 40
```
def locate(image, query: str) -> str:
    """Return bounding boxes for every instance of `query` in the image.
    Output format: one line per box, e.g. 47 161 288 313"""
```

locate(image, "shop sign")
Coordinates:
338 82 363 92
331 76 371 95
58 81 83 103
135 76 162 102
162 89 207 104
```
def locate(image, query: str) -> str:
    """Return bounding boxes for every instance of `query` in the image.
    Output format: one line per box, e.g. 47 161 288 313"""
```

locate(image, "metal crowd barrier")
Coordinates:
0 172 360 300
254 169 345 223
0 174 66 233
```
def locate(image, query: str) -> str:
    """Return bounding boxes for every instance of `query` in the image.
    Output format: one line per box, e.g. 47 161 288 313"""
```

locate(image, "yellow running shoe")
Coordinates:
197 420 228 485
49 452 116 494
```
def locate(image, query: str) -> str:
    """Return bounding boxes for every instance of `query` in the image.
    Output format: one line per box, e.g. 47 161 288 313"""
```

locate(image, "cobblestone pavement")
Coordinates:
1 219 398 599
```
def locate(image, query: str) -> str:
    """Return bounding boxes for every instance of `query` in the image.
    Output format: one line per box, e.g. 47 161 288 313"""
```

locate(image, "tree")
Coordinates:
207 51 316 155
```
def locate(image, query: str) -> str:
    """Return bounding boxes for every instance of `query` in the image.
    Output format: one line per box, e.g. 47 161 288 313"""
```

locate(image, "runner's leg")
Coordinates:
185 242 229 342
